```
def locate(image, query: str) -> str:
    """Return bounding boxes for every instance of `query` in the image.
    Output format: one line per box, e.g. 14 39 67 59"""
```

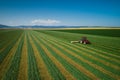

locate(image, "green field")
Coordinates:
0 29 120 80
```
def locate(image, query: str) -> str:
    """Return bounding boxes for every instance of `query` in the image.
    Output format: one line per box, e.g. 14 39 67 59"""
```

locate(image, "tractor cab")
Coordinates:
80 37 91 44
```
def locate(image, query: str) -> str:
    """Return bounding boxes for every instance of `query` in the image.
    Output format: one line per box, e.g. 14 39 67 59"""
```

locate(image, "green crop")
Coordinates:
0 29 120 80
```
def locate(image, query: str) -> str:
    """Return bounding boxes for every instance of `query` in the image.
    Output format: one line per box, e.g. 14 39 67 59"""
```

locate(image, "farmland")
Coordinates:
0 29 120 80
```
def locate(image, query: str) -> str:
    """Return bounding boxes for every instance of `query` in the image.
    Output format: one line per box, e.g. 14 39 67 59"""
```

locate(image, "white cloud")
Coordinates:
31 19 61 25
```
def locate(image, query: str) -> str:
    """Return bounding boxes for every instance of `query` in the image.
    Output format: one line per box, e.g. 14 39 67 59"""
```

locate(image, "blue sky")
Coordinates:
0 0 120 26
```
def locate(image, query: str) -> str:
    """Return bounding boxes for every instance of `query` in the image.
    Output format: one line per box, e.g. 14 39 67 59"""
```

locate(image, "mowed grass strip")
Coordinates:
18 32 28 80
31 33 76 80
35 31 120 79
32 31 99 80
0 33 23 79
28 33 52 80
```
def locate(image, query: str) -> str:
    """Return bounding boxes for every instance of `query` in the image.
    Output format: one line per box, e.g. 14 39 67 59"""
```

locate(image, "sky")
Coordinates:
0 0 120 26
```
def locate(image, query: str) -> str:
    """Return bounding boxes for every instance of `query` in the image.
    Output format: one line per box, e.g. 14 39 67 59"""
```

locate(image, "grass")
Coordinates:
52 29 120 37
0 29 120 80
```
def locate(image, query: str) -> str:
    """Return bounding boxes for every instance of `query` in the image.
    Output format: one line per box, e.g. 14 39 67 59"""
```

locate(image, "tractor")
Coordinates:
71 37 91 44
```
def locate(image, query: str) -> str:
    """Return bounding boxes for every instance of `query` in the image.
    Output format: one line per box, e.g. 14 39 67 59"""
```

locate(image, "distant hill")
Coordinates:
16 25 69 28
0 24 89 28
0 24 82 28
0 24 120 29
0 24 12 28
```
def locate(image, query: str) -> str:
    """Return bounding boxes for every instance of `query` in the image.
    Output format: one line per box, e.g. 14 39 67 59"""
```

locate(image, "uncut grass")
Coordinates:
27 35 40 80
51 29 120 37
32 31 98 80
0 34 23 79
34 31 117 77
3 35 24 80
29 33 66 80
